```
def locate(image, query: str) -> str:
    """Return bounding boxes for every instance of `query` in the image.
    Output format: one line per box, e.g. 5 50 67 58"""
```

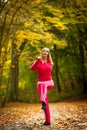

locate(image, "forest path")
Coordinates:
0 100 87 130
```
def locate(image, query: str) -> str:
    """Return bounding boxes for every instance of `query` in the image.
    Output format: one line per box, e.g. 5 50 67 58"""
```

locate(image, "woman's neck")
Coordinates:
42 57 47 61
41 57 48 63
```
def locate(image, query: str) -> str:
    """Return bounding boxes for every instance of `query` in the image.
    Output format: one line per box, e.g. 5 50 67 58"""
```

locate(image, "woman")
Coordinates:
29 47 54 125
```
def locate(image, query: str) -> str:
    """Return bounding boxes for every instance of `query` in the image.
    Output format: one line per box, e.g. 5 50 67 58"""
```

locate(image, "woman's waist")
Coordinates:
37 79 54 84
38 75 52 81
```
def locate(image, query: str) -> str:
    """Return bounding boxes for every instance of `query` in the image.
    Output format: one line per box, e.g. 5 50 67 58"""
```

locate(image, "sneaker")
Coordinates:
41 102 46 110
43 122 50 125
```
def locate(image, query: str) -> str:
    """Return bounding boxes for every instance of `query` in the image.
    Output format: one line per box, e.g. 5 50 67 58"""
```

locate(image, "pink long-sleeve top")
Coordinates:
30 59 53 82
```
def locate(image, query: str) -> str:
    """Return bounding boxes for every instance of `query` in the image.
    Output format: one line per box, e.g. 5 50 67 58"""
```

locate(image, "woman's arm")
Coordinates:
29 59 39 71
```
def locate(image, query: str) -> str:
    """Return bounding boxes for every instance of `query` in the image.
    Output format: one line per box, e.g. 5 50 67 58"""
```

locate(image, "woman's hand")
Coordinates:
36 56 41 59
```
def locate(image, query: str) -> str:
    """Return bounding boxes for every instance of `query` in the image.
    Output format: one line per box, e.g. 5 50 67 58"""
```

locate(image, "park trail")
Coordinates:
0 95 87 130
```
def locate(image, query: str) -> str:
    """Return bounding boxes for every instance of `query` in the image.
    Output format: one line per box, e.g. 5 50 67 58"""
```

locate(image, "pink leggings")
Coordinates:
37 80 54 123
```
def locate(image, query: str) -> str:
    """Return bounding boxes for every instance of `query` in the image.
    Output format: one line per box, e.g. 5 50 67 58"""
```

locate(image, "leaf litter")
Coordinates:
0 101 87 130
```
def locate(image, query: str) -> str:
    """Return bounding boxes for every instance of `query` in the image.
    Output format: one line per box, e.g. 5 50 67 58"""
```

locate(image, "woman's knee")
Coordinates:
47 85 53 91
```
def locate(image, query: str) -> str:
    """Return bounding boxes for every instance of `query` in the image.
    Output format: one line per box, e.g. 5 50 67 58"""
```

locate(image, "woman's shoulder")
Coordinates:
36 56 41 60
36 57 41 62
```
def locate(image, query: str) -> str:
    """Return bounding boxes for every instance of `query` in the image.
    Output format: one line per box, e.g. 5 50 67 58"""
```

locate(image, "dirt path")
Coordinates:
0 101 87 130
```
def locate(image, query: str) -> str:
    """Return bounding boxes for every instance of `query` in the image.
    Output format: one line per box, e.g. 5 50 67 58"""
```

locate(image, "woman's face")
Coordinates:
42 48 49 58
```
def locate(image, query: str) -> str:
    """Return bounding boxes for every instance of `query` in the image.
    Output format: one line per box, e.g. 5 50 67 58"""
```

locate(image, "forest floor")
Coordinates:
0 94 87 130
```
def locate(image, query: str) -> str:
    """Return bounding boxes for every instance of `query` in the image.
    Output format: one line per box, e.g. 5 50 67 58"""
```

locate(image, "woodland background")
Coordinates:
0 0 87 107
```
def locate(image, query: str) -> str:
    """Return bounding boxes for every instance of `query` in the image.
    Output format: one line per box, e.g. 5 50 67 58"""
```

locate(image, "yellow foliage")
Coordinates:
3 71 8 78
31 0 43 6
59 40 67 49
5 60 11 66
54 22 68 30
16 30 28 41
24 22 32 28
16 30 44 43
8 39 12 48
19 79 26 88
1 47 5 53
43 16 68 30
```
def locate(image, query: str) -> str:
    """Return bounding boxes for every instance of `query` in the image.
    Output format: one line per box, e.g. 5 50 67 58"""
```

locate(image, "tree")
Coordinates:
53 44 61 92
78 24 87 93
9 38 27 101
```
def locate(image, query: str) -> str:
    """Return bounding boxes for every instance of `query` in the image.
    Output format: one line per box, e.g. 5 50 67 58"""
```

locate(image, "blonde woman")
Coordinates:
30 47 54 125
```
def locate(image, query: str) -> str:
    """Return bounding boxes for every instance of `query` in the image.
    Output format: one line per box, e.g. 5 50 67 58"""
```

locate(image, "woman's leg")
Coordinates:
44 95 50 124
47 80 54 91
37 80 54 104
37 83 47 104
44 85 54 124
37 81 54 124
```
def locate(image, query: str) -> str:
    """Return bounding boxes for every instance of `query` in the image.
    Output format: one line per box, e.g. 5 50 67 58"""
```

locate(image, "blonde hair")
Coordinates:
40 47 54 66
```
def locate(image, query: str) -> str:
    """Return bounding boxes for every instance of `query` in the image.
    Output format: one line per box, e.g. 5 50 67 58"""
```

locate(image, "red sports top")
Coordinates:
30 59 53 82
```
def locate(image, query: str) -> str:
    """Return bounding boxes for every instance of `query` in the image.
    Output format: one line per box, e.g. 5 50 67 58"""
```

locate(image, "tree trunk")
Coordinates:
59 72 68 92
53 44 61 92
10 39 27 101
79 42 87 93
10 42 19 101
67 69 75 90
